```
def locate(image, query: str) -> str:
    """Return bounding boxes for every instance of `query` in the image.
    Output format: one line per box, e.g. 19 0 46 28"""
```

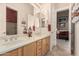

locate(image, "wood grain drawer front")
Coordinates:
36 40 42 56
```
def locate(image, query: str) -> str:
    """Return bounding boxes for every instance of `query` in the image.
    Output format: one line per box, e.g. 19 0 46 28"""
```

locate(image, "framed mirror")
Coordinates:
6 7 17 35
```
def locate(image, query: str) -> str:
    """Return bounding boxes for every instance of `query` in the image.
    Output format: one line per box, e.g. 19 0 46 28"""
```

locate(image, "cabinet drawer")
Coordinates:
37 40 42 46
36 40 42 56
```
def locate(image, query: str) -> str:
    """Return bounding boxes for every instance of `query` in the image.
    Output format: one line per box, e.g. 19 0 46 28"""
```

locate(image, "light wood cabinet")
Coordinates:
1 47 23 56
42 38 47 55
3 49 18 56
23 42 36 56
36 40 42 56
42 36 50 55
46 37 50 52
18 47 23 56
0 36 50 56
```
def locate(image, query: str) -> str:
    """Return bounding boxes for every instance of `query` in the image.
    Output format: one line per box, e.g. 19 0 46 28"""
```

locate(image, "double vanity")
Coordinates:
0 32 50 56
0 5 51 56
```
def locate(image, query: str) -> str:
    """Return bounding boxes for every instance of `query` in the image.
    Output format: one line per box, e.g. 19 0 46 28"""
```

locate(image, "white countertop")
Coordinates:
0 32 50 55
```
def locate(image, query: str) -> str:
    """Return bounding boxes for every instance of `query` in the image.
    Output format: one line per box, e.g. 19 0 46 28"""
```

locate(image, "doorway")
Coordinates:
56 9 70 52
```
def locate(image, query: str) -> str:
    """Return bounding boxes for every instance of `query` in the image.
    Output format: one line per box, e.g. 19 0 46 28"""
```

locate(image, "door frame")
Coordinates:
56 6 71 54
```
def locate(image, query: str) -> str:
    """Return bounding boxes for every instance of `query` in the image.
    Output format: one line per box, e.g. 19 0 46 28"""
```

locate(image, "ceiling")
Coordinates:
30 3 50 9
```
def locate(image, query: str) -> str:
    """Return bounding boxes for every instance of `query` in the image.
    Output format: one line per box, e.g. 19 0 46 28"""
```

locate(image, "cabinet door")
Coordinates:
23 42 36 56
42 36 50 55
4 49 18 56
36 40 42 56
46 36 50 52
18 47 23 56
42 38 47 55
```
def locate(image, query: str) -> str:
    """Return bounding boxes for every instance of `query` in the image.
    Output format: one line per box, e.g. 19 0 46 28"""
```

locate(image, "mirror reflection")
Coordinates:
6 7 17 35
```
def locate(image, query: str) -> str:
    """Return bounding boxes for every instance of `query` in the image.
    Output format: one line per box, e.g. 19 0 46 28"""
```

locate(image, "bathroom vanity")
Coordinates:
0 33 50 56
0 5 51 56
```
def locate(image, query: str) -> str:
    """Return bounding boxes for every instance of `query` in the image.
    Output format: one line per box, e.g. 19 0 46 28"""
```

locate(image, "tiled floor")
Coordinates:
47 45 71 56
47 39 71 56
57 39 70 51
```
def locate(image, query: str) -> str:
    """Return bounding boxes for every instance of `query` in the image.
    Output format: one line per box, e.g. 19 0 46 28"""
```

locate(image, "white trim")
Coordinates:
69 4 72 54
56 6 71 54
56 7 69 32
56 7 69 12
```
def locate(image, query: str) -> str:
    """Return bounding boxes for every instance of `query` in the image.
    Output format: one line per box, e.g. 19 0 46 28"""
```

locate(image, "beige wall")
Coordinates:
34 3 51 27
0 4 6 36
55 3 70 10
0 3 34 36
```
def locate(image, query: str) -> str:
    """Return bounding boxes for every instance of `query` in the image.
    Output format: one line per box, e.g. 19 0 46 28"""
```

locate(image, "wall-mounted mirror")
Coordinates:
6 7 17 35
28 14 39 29
34 12 46 28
